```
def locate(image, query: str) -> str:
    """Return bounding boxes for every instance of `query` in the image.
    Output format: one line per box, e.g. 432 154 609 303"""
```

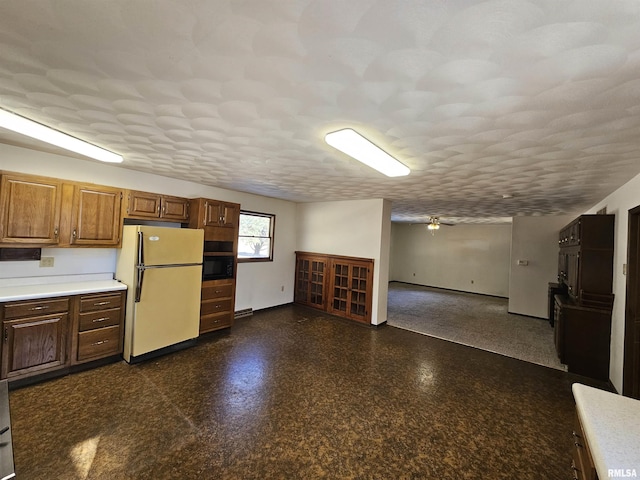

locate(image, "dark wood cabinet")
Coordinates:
295 253 328 309
1 297 70 380
294 252 374 324
554 295 612 380
557 215 614 305
328 257 373 324
124 190 190 222
555 214 615 381
0 172 62 246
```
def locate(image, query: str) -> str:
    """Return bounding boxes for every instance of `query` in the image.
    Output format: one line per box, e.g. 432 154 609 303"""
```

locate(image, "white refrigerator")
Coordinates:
116 225 204 363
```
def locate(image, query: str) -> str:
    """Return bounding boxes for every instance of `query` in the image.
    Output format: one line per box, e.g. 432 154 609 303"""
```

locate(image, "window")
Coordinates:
238 211 275 262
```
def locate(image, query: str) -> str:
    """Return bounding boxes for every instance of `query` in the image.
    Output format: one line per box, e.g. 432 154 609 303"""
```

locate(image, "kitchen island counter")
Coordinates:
572 383 640 479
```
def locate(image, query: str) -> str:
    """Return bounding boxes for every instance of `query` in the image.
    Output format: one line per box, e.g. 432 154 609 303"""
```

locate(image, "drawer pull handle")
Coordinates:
93 301 110 306
215 290 222 293
92 317 109 323
30 305 50 311
574 440 583 448
92 340 109 346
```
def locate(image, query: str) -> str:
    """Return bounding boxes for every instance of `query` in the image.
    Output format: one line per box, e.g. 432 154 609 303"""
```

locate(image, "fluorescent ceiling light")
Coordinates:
325 128 410 177
0 108 123 163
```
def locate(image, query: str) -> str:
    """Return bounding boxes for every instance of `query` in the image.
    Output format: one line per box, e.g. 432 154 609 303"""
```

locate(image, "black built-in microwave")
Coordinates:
202 255 234 281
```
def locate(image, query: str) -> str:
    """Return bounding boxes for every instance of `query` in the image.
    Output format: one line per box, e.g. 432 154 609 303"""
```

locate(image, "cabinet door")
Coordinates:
0 173 62 245
1 313 68 379
329 259 373 323
203 200 221 226
220 203 239 228
161 195 190 222
567 251 580 299
295 256 311 304
294 255 327 308
71 185 123 246
126 190 161 219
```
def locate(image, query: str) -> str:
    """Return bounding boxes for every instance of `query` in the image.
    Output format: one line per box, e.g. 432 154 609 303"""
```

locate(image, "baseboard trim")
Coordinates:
389 281 508 300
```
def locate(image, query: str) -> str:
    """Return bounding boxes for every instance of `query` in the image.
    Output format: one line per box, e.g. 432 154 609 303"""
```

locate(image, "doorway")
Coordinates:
624 205 640 398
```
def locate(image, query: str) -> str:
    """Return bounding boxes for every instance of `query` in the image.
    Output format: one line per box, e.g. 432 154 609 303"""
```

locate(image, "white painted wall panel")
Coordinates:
508 215 575 318
390 223 512 297
296 199 391 325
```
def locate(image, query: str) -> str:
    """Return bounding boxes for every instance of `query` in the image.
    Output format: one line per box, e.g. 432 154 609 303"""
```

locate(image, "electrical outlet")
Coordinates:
40 257 54 268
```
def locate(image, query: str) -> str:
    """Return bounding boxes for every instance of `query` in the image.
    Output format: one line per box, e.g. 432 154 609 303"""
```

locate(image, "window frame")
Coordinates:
237 210 275 263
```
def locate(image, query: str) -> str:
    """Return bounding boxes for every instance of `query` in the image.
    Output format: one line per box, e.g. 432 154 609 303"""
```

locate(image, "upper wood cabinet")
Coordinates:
0 171 124 248
203 200 239 228
189 198 241 242
0 172 62 246
70 184 123 247
124 190 190 222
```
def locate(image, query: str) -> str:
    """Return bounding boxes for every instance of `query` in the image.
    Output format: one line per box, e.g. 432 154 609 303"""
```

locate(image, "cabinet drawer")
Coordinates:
79 293 122 313
77 325 121 361
200 298 232 316
3 298 69 320
200 313 232 333
572 415 597 480
201 283 233 300
78 308 121 332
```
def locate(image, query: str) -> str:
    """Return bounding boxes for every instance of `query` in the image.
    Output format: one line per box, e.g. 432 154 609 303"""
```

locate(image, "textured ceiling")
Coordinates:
1 0 640 224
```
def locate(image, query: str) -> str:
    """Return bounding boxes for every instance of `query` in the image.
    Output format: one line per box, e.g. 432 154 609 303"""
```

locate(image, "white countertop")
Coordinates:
0 276 127 302
572 383 640 479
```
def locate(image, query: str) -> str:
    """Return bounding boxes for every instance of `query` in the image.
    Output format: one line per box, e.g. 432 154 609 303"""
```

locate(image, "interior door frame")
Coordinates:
623 204 640 398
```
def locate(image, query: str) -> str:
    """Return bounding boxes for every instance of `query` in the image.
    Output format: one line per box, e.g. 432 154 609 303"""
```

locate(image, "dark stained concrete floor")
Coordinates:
9 304 605 479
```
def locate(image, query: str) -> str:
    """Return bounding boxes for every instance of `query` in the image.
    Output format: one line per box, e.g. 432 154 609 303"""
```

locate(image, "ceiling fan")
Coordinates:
414 216 456 235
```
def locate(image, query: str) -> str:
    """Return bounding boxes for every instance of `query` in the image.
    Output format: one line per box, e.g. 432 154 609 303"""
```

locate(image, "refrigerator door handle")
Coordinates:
135 266 145 303
137 231 144 266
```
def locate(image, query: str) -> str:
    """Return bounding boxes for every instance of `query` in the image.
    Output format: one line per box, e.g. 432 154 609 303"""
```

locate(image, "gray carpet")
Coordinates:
387 282 566 371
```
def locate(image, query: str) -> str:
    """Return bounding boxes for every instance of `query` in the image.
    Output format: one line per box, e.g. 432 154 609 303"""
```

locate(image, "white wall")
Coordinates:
586 170 640 393
390 223 512 297
296 199 391 325
0 143 296 311
508 215 575 318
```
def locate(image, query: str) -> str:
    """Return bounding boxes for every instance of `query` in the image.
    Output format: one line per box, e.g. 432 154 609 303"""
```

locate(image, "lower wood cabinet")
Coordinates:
1 297 69 380
72 291 125 364
200 279 234 334
295 251 374 324
0 289 126 383
571 413 598 480
554 294 612 381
